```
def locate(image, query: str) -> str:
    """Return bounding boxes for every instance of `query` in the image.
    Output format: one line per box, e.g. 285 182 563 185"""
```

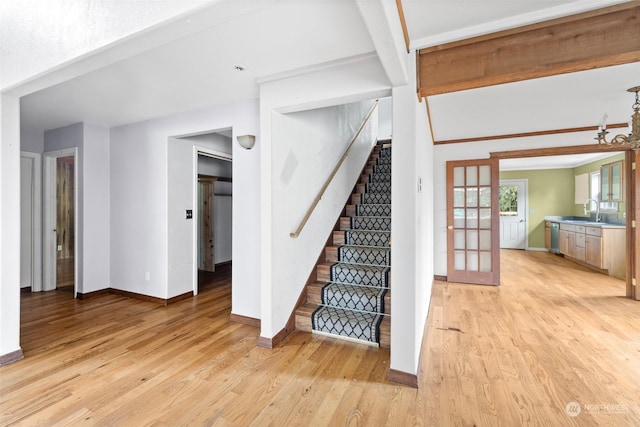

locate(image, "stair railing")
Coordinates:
290 99 379 238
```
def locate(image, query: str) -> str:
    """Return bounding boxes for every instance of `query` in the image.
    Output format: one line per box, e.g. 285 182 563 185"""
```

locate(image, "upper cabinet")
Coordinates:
600 160 624 203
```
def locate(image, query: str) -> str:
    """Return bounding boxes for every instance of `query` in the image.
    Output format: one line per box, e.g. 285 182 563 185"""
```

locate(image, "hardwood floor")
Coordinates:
2 250 639 425
56 257 74 288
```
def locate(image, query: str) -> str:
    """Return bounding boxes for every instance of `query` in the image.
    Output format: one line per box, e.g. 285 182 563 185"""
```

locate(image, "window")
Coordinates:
499 185 518 216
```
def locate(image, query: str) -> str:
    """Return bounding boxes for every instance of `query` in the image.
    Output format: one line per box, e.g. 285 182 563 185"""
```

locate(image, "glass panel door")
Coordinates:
447 159 499 285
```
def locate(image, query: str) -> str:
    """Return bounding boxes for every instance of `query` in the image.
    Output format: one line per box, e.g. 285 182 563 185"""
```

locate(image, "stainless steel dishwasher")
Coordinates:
550 222 560 254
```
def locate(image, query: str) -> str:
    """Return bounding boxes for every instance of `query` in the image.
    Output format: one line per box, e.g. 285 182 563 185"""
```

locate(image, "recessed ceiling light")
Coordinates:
234 64 246 71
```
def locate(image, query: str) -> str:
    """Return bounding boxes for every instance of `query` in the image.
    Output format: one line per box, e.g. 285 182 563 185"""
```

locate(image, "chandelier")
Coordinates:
596 86 640 152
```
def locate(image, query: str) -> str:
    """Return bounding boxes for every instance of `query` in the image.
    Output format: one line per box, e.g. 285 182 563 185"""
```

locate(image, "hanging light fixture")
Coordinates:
596 86 640 152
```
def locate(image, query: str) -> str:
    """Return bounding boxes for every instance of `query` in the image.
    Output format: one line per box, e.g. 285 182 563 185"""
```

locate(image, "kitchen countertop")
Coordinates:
544 216 626 228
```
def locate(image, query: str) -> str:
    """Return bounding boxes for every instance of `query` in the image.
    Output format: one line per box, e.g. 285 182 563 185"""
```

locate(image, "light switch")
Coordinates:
186 209 193 219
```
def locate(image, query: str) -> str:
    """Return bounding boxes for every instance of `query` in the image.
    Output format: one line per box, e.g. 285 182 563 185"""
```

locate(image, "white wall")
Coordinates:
0 94 22 359
82 123 110 293
198 154 232 177
432 132 600 277
390 52 434 376
259 55 391 338
378 96 393 140
110 99 259 314
20 127 44 153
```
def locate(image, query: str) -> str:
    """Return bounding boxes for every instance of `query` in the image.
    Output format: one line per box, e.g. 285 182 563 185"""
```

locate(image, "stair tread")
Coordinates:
300 141 392 347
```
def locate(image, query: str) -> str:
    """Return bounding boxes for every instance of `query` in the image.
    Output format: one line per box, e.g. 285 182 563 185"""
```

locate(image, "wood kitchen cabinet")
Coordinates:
559 227 575 258
585 234 603 268
600 160 624 202
544 222 550 249
574 230 586 262
557 221 625 279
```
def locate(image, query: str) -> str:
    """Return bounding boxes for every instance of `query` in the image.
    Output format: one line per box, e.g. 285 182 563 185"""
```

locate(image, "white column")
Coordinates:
0 94 23 362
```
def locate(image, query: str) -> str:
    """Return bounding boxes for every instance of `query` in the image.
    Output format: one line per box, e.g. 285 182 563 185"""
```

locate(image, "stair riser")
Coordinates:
362 193 391 204
345 230 390 247
318 266 392 286
339 246 390 266
307 283 390 314
355 204 391 217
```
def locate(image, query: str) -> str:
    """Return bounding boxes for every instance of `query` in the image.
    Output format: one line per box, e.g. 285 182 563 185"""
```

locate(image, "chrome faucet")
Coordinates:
583 199 601 222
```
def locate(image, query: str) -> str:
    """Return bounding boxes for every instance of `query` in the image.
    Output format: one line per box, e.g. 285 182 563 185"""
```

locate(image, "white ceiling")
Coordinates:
18 0 375 130
401 0 629 49
10 0 639 145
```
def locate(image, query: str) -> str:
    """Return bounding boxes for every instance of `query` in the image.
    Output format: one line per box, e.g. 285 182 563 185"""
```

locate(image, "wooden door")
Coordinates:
198 178 216 272
56 156 75 287
447 159 500 285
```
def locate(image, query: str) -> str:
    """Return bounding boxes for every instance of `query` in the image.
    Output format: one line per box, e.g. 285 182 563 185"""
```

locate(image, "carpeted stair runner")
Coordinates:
311 143 391 345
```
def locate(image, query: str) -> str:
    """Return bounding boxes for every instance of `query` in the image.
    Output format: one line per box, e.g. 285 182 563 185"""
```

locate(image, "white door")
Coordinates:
499 180 527 249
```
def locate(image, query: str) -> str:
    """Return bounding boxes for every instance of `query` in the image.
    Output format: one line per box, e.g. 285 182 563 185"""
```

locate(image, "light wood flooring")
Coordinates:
2 250 639 425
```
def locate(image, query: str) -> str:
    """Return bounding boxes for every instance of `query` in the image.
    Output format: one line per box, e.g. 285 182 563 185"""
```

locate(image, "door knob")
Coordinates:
447 225 453 230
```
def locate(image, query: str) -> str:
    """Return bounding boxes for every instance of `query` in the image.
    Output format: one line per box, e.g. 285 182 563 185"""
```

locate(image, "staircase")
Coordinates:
296 141 391 347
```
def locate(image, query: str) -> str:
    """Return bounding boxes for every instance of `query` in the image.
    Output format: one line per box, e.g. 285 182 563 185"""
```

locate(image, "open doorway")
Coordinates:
43 148 78 296
499 150 627 296
196 152 232 293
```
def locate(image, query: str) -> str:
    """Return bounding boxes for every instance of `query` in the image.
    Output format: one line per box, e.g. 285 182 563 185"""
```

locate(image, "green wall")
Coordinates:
500 169 575 248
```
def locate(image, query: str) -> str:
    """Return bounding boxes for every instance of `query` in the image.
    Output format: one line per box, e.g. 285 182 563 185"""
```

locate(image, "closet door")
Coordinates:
199 178 216 272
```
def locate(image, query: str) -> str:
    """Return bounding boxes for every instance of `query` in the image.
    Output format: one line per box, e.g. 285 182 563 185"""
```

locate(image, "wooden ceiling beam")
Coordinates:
418 3 640 97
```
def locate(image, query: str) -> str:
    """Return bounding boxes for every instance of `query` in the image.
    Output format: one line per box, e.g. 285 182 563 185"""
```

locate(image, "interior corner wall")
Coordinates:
0 94 22 358
44 123 85 292
432 131 603 277
20 127 44 153
258 56 390 338
82 123 110 292
110 99 259 312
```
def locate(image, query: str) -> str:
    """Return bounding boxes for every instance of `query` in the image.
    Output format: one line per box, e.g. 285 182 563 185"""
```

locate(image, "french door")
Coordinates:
446 159 500 285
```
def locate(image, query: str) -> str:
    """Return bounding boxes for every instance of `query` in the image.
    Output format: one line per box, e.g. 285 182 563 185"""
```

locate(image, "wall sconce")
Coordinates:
236 134 256 150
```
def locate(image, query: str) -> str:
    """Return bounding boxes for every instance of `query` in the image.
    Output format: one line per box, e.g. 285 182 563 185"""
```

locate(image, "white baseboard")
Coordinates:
526 247 549 252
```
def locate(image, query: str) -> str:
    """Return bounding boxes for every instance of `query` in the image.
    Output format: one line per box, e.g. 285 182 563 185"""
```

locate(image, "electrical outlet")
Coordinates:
145 272 150 281
57 245 62 251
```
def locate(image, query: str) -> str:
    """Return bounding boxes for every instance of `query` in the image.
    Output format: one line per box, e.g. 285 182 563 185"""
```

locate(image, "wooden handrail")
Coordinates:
290 100 380 238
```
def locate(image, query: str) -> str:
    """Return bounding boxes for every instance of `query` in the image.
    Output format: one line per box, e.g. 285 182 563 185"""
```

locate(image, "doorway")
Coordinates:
496 147 630 298
193 149 232 295
43 148 78 296
499 179 527 249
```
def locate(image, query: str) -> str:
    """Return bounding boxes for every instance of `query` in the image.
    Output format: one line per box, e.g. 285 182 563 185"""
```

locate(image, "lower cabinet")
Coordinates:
559 224 576 258
557 222 625 279
574 229 586 262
